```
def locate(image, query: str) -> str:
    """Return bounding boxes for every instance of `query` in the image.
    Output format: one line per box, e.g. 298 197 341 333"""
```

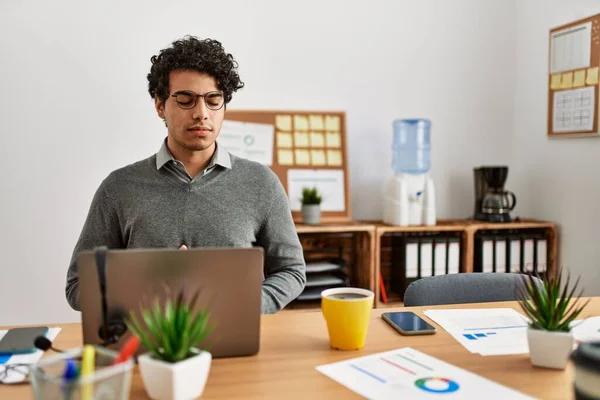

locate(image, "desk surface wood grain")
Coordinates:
3 299 598 399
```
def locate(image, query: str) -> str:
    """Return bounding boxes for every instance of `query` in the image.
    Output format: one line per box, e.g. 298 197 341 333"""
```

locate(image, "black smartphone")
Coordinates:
0 326 49 355
382 312 437 336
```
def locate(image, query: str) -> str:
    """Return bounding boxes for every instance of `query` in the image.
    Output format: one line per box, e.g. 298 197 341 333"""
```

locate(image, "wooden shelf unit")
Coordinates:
287 222 376 310
374 219 559 308
287 219 558 310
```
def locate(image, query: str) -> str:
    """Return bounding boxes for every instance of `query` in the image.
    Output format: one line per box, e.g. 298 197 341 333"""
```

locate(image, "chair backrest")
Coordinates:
403 273 543 307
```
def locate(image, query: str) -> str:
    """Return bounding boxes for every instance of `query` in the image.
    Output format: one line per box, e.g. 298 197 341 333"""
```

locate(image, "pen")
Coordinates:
81 345 95 400
112 335 140 365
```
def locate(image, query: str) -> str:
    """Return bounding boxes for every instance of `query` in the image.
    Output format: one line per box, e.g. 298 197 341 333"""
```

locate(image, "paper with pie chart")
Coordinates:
316 347 533 399
218 120 274 165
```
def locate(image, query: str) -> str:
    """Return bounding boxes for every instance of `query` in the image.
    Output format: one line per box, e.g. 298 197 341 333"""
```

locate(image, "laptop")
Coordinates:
77 247 263 358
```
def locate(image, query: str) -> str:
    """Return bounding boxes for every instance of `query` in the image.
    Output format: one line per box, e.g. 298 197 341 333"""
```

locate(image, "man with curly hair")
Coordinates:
65 36 306 314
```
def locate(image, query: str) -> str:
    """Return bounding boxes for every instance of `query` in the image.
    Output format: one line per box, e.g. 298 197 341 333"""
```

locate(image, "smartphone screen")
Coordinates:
0 326 49 355
382 312 436 334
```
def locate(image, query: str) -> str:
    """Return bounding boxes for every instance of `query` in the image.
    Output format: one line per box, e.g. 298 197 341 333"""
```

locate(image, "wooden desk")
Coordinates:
4 299 598 399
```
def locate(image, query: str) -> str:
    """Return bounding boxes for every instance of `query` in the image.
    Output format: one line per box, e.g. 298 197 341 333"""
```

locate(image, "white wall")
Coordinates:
0 0 517 325
512 0 600 295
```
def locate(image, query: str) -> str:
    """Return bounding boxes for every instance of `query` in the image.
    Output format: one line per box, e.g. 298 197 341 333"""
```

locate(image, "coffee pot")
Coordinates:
473 166 517 223
482 189 516 217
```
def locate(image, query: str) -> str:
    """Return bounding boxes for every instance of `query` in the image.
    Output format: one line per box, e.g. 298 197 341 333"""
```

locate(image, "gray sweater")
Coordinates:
65 147 306 314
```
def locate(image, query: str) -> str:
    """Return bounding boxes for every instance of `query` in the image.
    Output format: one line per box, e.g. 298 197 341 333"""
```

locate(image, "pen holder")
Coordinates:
29 346 133 400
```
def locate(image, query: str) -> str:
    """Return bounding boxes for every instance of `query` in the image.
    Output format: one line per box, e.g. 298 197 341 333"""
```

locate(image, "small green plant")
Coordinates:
125 286 212 363
516 267 589 332
301 187 322 205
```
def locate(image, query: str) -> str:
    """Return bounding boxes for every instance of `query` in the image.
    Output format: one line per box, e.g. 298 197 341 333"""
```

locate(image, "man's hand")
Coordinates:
179 244 188 250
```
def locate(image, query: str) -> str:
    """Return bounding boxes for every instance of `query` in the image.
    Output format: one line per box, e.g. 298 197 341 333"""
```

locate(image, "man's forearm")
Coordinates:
261 265 306 313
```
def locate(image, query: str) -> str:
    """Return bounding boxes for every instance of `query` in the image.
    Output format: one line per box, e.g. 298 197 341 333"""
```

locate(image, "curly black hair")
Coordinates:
147 36 244 105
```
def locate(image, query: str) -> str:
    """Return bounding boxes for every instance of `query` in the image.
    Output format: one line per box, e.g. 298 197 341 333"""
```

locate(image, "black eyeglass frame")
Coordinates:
169 90 225 110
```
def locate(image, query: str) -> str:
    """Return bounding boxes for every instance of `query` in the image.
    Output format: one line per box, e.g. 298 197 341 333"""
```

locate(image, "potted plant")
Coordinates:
516 267 589 370
301 187 322 224
125 287 213 400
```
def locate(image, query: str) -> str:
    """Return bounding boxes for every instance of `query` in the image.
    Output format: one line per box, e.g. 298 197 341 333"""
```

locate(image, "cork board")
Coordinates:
548 13 600 137
220 110 351 223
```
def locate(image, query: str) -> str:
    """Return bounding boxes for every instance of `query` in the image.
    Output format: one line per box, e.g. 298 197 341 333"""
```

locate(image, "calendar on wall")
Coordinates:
548 13 600 137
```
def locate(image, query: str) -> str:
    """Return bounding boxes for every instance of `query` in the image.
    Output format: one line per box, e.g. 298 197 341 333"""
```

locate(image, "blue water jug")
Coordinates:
392 119 431 174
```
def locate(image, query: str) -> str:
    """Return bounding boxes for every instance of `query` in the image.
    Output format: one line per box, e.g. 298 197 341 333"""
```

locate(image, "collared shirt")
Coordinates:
155 138 232 183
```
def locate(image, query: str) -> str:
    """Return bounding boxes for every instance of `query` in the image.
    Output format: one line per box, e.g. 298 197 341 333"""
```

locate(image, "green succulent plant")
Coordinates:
125 286 213 363
301 187 322 205
516 267 589 332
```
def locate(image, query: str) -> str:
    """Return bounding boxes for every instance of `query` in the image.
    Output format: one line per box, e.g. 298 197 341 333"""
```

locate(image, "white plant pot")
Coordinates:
301 204 321 224
527 327 574 370
138 349 212 400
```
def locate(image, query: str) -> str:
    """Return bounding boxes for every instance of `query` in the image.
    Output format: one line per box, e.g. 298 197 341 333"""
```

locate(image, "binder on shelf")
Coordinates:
391 236 419 295
447 238 460 274
495 236 507 273
474 235 494 273
420 238 433 278
405 238 420 279
474 230 550 276
508 235 522 274
391 234 461 297
475 233 523 273
434 238 447 276
534 235 548 274
523 236 535 273
482 236 494 273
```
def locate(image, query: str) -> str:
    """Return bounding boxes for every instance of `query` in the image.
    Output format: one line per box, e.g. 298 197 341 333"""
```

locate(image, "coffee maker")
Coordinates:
473 166 516 222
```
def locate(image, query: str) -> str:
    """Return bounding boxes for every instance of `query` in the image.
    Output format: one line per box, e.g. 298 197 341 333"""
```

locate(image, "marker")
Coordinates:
112 336 140 365
61 358 78 381
61 358 78 400
81 345 95 400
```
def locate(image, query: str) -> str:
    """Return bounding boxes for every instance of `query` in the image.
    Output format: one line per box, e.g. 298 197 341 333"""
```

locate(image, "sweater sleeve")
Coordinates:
65 181 124 310
256 174 306 313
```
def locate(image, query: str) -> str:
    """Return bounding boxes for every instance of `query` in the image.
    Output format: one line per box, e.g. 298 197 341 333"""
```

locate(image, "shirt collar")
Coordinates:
155 138 232 170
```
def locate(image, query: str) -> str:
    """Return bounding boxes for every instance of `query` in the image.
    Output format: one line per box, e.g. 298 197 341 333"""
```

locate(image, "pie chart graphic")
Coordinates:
414 377 460 394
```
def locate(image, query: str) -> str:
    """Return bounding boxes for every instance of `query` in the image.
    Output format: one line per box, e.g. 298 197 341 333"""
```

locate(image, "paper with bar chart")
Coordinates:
423 309 530 356
316 347 533 399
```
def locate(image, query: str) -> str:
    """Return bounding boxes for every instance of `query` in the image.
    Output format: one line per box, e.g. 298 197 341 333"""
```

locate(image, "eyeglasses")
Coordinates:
0 364 30 383
170 90 225 110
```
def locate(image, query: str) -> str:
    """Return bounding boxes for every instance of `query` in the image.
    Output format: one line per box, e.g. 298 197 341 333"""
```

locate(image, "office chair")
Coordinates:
403 272 543 307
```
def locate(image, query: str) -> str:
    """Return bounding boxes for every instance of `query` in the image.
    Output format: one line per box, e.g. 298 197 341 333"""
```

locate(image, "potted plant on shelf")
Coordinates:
516 267 589 370
301 186 322 225
125 287 213 400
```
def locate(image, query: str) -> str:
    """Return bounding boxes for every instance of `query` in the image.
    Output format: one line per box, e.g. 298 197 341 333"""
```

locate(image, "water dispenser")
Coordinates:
383 119 436 226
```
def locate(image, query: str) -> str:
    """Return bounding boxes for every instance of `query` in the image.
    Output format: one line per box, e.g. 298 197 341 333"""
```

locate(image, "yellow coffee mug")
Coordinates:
321 287 374 350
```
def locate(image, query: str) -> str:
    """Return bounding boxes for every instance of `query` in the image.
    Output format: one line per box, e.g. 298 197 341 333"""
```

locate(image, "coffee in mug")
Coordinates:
326 293 369 300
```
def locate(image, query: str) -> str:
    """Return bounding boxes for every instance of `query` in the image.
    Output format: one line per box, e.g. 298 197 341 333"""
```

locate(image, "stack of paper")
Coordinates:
572 316 600 343
424 309 529 356
316 347 533 399
0 327 61 384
